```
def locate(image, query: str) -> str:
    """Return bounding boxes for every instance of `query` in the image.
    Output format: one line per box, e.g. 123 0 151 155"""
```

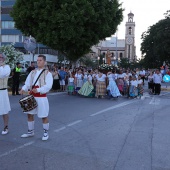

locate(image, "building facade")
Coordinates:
92 12 136 63
0 0 58 64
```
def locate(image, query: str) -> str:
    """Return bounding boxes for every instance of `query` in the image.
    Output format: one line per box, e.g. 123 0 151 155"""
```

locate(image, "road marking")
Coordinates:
54 126 66 133
0 141 34 158
90 100 139 117
149 97 160 105
48 92 66 96
67 120 82 127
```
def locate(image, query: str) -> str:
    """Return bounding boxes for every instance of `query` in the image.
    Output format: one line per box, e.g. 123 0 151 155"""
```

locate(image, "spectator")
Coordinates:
59 67 66 91
26 62 35 74
52 68 60 91
153 69 162 95
12 62 22 95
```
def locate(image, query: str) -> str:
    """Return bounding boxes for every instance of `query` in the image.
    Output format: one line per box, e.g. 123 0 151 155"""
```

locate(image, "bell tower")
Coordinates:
125 12 136 62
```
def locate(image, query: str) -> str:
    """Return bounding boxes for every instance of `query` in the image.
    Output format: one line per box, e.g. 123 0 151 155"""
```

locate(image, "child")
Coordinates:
117 78 124 95
67 74 75 95
129 76 138 98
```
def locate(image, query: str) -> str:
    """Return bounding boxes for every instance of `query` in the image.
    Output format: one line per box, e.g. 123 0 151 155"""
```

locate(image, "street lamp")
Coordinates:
97 56 100 67
102 58 105 64
113 56 116 66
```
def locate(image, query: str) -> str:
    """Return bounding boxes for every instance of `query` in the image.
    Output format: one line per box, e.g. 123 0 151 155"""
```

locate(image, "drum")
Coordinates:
19 95 38 112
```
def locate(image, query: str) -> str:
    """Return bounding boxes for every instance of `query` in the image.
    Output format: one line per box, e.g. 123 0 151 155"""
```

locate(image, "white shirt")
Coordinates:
118 74 124 79
96 74 106 82
0 65 10 78
22 69 53 94
138 79 143 85
148 75 153 82
75 73 83 80
153 73 162 84
140 70 145 75
131 80 138 87
88 75 92 81
113 73 118 80
69 77 74 83
107 74 114 81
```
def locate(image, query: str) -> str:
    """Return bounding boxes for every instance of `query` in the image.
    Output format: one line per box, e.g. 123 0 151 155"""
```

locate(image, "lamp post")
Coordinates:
115 31 118 66
97 56 100 67
113 56 116 66
102 58 105 65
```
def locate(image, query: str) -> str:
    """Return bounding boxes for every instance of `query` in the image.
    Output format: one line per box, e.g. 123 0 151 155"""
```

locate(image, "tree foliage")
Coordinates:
141 10 170 68
11 0 123 61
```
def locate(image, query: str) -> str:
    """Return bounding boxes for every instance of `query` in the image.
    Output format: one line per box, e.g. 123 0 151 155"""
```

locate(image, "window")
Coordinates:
129 27 132 35
2 21 15 29
1 7 13 14
119 53 123 59
2 35 19 42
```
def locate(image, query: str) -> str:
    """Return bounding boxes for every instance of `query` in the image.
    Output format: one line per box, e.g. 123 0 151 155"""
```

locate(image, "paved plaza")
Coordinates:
0 86 170 170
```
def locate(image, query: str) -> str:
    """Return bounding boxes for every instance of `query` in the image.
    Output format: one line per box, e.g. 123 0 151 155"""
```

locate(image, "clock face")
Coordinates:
126 38 133 44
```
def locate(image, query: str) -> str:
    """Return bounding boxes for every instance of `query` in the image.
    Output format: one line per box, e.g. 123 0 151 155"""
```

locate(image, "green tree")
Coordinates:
119 58 130 69
11 0 123 61
141 10 170 68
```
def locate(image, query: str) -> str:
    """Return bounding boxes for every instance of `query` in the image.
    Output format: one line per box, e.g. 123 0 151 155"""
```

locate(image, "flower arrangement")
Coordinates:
98 63 117 71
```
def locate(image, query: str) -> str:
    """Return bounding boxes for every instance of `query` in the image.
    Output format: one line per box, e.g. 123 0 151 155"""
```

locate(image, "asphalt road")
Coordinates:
0 89 170 170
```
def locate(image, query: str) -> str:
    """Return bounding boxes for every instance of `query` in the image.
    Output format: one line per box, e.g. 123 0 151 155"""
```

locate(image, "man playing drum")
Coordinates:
0 52 11 135
20 55 53 141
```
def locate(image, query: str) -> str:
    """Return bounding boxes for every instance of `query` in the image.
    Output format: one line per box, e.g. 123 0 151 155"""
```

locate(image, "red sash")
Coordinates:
30 86 46 97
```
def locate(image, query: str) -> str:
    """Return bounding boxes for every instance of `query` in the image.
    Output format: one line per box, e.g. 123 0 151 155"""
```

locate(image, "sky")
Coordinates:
117 0 169 59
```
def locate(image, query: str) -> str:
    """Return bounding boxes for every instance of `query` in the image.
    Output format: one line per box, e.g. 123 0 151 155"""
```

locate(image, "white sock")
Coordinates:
43 123 49 131
28 121 34 131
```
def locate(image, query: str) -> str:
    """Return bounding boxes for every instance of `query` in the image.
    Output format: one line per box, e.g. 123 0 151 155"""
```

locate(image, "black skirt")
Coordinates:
52 79 60 90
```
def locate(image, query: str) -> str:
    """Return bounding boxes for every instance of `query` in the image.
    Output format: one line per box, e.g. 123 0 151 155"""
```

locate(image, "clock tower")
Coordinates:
125 12 136 61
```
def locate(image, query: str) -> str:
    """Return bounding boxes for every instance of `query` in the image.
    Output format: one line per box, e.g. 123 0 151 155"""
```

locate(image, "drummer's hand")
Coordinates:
32 88 38 93
20 89 25 95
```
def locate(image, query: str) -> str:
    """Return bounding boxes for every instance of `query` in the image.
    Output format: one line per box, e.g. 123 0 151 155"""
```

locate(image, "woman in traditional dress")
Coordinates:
137 76 144 97
124 70 132 96
78 70 94 97
96 70 106 98
117 70 125 95
83 71 88 84
107 72 121 99
75 69 83 92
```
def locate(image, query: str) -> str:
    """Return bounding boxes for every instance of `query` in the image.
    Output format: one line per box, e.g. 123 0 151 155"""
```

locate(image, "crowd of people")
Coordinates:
49 66 163 99
0 52 165 141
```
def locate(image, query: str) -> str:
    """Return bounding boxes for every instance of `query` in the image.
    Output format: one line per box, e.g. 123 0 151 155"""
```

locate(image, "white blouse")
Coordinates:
88 75 92 81
138 79 143 85
107 74 114 81
131 80 138 87
69 77 74 83
75 73 83 80
96 74 106 82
